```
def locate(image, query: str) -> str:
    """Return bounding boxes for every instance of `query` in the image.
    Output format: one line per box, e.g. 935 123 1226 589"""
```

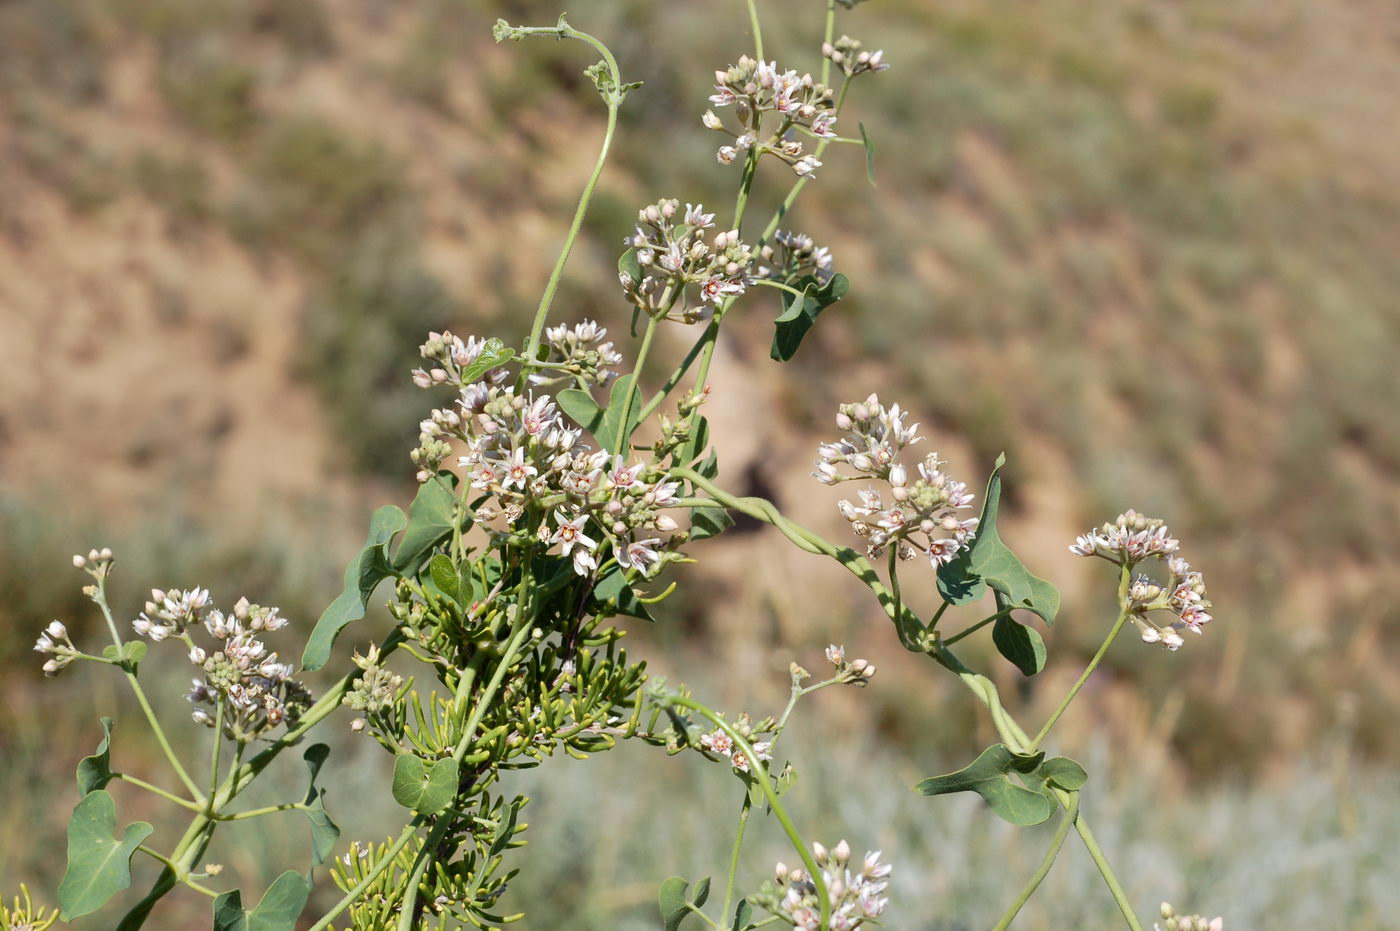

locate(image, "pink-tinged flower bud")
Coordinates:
775 861 789 883
73 554 87 568
833 839 851 864
716 146 738 165
835 412 853 431
825 644 845 666
812 841 829 865
43 659 61 676
47 620 67 639
189 646 207 665
702 110 723 130
350 717 367 733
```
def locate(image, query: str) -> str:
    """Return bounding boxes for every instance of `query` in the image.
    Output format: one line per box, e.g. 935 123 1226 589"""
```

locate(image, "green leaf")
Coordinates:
770 273 849 362
618 247 643 284
211 872 311 931
992 591 1047 676
557 387 605 437
936 454 1060 624
393 473 461 574
459 337 515 384
659 876 691 931
212 891 246 931
1031 756 1088 793
689 508 733 542
302 744 339 869
429 553 465 606
859 121 877 185
301 505 407 671
692 877 711 909
77 717 115 796
391 754 459 814
120 641 148 666
592 567 655 621
599 374 644 452
913 744 1054 826
58 790 154 919
732 898 753 930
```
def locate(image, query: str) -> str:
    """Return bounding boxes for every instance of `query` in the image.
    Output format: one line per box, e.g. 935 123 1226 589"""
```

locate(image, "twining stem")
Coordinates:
92 582 204 802
663 695 830 929
990 793 1079 931
510 23 625 372
1027 565 1133 752
745 0 764 60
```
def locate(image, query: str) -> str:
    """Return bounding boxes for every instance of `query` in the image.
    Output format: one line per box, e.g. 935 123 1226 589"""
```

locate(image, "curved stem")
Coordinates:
508 25 624 372
1062 800 1143 931
663 696 829 929
612 314 660 457
990 793 1079 931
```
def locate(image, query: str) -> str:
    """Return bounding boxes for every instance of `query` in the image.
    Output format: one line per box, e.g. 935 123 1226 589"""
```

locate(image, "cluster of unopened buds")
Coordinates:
33 620 78 677
132 590 311 738
822 35 889 78
824 644 876 686
815 395 979 567
704 55 836 178
619 199 754 323
700 712 775 774
1 884 58 931
1157 902 1223 931
412 333 684 577
756 230 835 285
527 319 622 388
1071 511 1215 650
343 643 404 728
770 842 891 930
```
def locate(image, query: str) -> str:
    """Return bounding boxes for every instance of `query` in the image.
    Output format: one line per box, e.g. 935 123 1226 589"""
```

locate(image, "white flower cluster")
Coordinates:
822 36 890 79
618 199 754 324
527 320 623 389
773 842 890 931
415 350 682 578
814 395 978 567
158 594 311 738
756 230 835 285
700 727 773 774
1157 902 1223 931
132 587 212 641
33 620 77 677
704 56 835 177
1071 511 1214 650
824 643 877 686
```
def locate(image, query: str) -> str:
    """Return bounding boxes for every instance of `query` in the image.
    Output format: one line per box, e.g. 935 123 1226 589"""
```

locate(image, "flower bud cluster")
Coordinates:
619 199 754 324
33 620 78 677
766 843 890 930
815 395 978 567
413 347 684 577
72 547 115 575
343 644 404 717
756 230 835 285
160 594 311 739
527 320 623 389
411 331 511 389
699 712 775 774
824 643 877 686
1072 512 1214 650
822 36 890 78
705 56 836 177
1157 902 1223 931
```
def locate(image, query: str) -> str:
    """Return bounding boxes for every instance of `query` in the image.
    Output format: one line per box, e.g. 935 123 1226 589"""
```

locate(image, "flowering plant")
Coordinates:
18 3 1223 929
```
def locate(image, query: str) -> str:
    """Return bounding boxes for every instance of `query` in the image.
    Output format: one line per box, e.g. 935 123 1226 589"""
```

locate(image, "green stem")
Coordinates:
720 797 753 922
396 816 454 931
745 0 764 60
612 314 660 457
510 24 625 372
112 773 202 813
215 802 306 821
207 701 224 812
1063 800 1143 931
1027 567 1133 752
990 793 1079 931
664 696 829 929
819 0 837 86
307 822 422 931
943 605 1016 646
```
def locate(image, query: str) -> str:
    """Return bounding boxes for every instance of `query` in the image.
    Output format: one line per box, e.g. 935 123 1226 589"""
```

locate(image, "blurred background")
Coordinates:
2 0 1397 927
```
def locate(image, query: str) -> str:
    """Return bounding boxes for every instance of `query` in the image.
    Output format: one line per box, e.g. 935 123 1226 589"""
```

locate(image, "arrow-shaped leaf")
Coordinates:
59 790 154 919
659 876 691 931
913 743 1054 826
302 744 340 869
301 505 406 671
936 454 1059 624
392 472 461 574
771 273 848 362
